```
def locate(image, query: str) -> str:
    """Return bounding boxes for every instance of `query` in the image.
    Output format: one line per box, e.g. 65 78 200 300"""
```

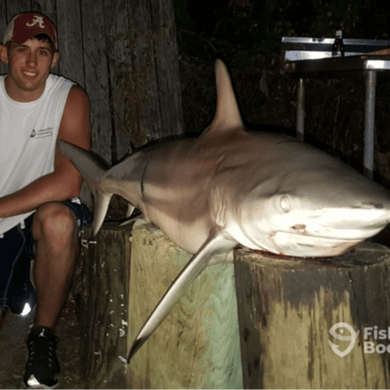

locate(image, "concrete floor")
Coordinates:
0 299 83 389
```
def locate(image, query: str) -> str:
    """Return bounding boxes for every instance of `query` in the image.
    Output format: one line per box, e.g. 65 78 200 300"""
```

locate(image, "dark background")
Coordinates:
174 0 390 186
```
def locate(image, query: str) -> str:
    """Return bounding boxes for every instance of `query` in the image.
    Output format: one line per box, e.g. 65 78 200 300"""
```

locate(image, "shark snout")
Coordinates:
302 206 390 240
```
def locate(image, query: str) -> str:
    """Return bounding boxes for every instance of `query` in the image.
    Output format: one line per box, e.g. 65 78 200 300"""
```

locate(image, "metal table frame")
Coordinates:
282 37 390 179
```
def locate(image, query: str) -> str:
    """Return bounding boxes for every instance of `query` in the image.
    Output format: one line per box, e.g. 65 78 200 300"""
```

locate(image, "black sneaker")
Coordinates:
24 327 60 389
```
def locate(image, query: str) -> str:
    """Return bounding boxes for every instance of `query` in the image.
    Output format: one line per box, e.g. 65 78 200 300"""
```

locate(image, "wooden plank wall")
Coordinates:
0 0 183 163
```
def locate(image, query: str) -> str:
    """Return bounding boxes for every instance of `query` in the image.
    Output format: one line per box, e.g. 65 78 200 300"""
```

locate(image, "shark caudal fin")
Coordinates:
58 140 112 238
206 59 243 133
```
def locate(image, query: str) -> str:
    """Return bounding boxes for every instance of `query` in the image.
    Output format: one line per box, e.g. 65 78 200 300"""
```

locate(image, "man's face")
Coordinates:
0 37 59 102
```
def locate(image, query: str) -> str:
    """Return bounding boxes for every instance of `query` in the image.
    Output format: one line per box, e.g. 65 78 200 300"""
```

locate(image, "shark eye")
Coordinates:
280 195 290 212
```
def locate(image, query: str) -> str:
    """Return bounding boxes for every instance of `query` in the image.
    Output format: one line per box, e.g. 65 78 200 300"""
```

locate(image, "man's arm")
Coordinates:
0 85 92 218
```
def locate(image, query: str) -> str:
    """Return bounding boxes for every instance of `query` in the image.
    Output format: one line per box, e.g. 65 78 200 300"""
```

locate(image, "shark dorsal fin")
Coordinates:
207 59 244 134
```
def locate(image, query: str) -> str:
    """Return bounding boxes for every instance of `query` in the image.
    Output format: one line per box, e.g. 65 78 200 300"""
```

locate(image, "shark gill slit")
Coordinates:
140 162 148 196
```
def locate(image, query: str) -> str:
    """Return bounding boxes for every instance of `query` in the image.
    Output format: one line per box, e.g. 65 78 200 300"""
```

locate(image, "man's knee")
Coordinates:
31 202 78 242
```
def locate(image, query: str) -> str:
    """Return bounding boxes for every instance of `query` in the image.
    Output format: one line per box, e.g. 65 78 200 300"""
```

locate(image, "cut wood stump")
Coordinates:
234 243 390 389
73 220 242 389
128 220 243 389
73 223 132 389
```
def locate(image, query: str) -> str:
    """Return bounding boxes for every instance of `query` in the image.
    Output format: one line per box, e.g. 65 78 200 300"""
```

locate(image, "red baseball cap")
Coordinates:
3 12 58 50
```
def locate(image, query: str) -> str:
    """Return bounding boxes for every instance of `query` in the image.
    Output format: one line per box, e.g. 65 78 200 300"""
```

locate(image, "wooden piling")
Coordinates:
234 243 390 389
73 223 132 389
74 220 242 388
128 220 243 389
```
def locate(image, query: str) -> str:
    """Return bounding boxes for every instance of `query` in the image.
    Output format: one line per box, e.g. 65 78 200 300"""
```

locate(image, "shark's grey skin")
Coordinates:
58 59 390 363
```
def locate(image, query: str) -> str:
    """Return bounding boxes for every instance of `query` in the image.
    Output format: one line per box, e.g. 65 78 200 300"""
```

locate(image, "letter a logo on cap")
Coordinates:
26 16 45 29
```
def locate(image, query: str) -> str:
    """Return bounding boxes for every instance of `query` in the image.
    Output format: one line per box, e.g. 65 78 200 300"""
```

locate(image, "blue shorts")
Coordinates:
0 200 93 314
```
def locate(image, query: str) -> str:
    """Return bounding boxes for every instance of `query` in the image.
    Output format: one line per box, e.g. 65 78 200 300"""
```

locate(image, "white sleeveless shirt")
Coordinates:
0 74 75 234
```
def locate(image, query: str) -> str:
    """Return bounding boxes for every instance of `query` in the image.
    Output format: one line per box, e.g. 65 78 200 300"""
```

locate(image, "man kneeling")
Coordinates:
0 12 92 388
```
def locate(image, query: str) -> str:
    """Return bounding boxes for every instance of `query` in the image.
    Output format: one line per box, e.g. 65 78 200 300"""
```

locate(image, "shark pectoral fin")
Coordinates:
127 226 237 363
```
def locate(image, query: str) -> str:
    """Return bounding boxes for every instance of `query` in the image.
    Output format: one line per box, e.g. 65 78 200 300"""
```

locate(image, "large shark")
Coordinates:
58 59 390 363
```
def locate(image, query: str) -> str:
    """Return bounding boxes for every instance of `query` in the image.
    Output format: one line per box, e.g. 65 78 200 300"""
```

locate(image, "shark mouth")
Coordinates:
270 232 363 258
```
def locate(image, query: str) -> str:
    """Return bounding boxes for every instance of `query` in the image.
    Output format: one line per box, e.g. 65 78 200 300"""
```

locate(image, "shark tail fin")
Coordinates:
58 140 112 239
207 59 243 133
